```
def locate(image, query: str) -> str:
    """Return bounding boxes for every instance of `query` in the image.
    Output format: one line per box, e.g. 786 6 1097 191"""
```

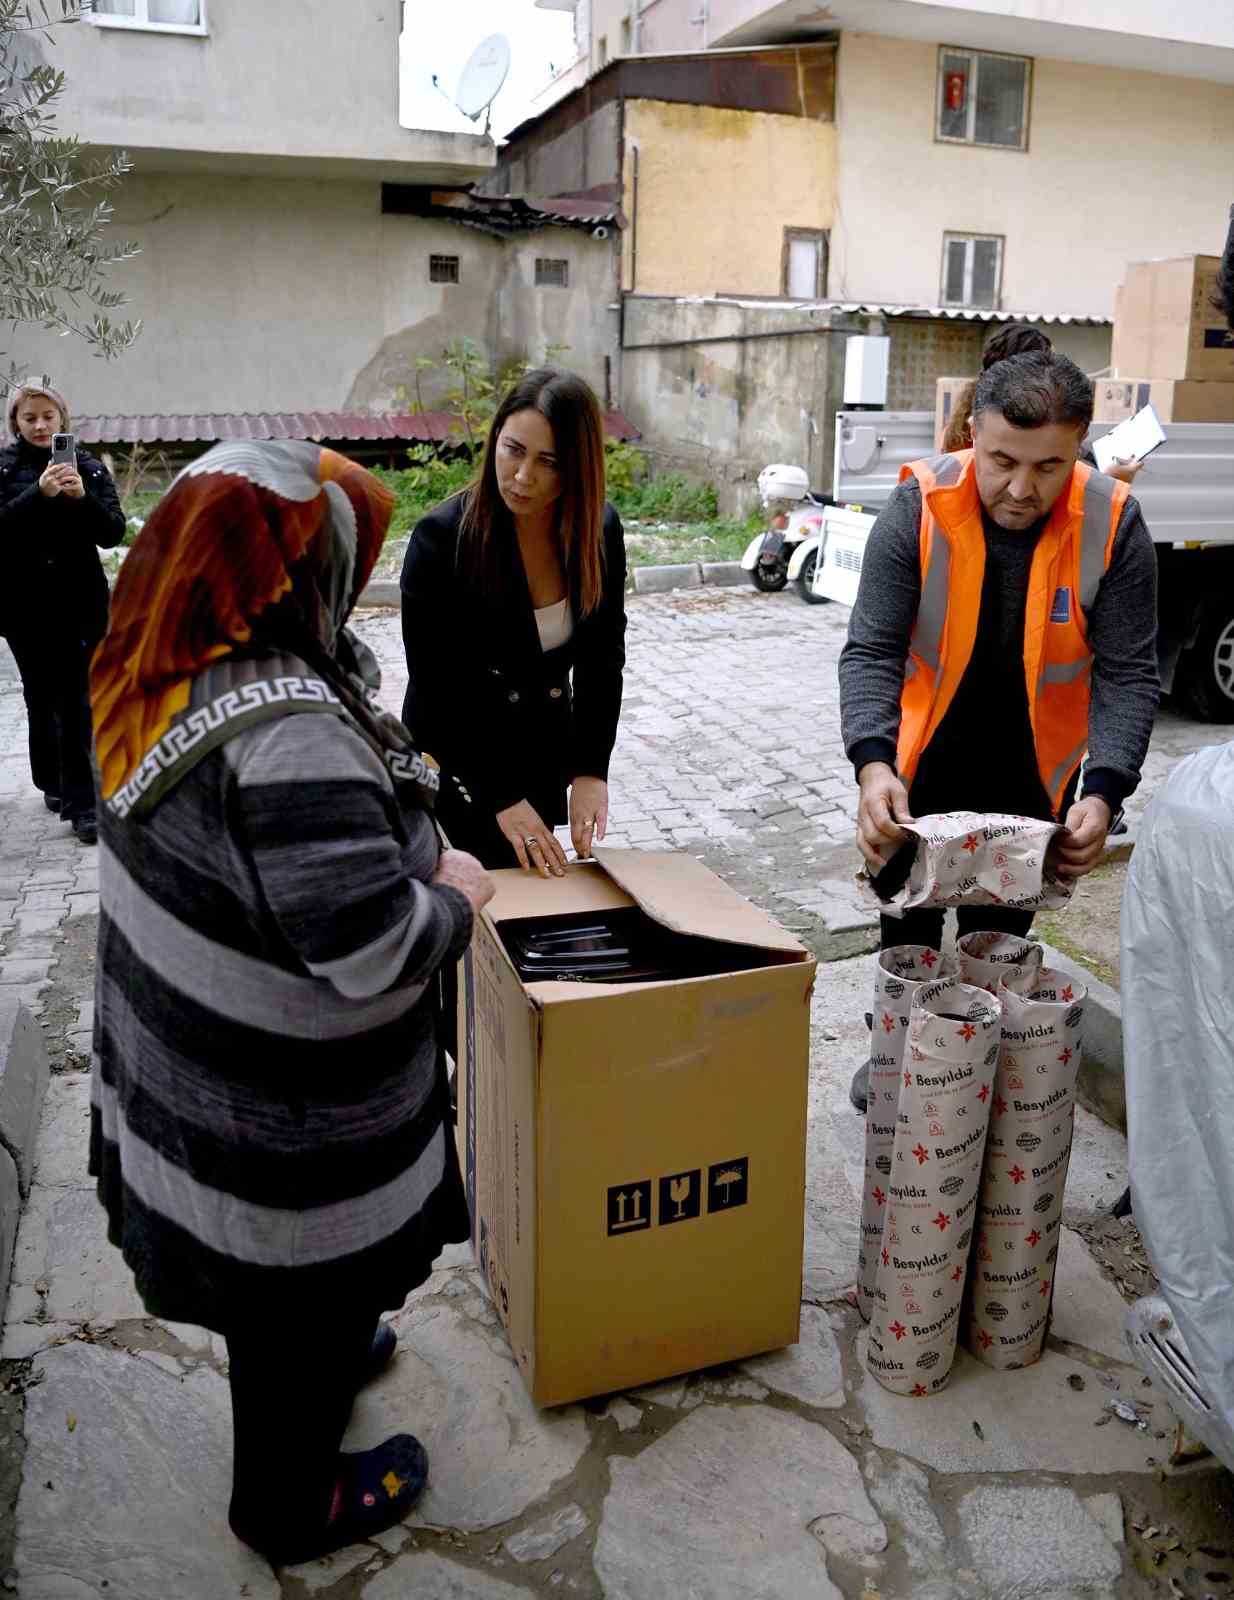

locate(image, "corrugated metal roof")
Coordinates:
804 299 1110 326
652 293 1109 325
381 185 624 235
75 410 641 446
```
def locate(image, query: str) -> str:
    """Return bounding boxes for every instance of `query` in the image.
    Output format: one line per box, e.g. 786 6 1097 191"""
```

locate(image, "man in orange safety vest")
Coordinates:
839 350 1159 1112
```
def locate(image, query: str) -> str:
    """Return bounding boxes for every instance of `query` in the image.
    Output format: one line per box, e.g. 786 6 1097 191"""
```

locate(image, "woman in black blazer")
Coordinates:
400 368 627 875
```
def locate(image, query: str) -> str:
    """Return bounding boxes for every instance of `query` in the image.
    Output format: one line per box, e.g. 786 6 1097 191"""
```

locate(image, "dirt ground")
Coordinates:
1038 854 1129 990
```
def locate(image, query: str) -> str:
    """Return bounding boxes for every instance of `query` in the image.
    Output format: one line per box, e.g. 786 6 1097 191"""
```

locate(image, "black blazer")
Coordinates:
399 495 627 815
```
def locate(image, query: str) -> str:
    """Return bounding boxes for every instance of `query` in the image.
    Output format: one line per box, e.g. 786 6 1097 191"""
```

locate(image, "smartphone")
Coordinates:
50 432 77 470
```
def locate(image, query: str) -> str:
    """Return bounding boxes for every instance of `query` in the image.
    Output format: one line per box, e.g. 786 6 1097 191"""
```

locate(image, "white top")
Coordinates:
535 597 574 653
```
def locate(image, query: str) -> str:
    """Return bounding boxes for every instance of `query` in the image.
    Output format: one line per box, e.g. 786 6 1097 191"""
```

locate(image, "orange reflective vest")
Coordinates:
896 449 1127 817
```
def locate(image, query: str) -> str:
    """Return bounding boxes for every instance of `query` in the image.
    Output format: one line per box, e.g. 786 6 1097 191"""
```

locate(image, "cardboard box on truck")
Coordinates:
456 847 815 1408
935 376 974 449
1094 377 1234 424
1110 255 1234 382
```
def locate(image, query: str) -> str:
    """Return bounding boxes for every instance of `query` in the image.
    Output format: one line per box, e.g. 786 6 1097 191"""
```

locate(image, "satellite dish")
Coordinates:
455 34 511 129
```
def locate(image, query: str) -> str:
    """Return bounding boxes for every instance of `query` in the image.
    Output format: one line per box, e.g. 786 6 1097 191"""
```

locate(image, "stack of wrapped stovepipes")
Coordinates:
856 812 1086 1397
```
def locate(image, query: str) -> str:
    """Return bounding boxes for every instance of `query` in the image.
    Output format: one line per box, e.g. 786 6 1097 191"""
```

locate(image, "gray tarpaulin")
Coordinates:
1123 739 1234 1469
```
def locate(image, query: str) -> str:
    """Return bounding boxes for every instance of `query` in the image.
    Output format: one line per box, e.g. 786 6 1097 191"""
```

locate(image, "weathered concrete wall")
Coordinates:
15 174 614 420
620 296 852 511
622 99 835 297
500 231 619 405
496 102 621 199
832 31 1234 317
41 0 491 177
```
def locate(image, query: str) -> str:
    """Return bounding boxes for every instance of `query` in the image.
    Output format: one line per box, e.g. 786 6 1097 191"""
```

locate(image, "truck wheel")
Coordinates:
795 550 831 606
1174 604 1234 723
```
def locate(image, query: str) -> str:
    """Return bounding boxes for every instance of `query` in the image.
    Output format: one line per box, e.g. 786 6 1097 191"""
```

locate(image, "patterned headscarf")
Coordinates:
91 440 437 814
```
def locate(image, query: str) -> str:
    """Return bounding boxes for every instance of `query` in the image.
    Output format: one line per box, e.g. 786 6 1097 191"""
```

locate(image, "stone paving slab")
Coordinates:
3 617 1232 1598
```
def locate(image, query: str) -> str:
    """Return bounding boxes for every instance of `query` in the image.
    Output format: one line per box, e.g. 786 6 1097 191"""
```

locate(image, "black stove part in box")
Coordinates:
498 907 774 985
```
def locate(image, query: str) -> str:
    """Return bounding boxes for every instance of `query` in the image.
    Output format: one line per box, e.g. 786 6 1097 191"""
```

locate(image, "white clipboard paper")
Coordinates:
1092 404 1166 473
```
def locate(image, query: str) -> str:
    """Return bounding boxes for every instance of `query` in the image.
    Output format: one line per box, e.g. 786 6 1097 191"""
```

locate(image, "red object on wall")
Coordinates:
945 70 967 111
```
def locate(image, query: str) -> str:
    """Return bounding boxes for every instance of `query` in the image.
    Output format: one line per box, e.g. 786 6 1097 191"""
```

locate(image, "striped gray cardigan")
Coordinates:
89 703 473 1329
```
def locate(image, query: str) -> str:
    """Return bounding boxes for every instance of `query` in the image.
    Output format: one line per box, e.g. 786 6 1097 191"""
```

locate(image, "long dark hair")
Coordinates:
459 367 607 615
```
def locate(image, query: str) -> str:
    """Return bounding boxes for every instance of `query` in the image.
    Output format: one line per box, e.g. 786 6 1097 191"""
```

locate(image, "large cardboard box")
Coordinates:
1110 255 1234 382
457 848 815 1407
934 376 974 449
1093 377 1234 424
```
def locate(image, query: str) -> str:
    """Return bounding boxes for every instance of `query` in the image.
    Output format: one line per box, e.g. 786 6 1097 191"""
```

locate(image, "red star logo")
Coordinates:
962 834 980 854
1058 1047 1073 1065
932 1210 951 1231
921 948 938 968
977 1082 990 1103
912 1143 930 1165
872 1186 886 1207
994 1095 1008 1116
1009 1165 1026 1185
890 1320 907 1341
952 1265 964 1282
911 1383 929 1396
1026 1229 1042 1247
957 1022 977 1042
882 1012 896 1033
882 1247 889 1267
1039 1277 1052 1297
904 1069 912 1087
1060 985 1074 1001
978 1328 993 1350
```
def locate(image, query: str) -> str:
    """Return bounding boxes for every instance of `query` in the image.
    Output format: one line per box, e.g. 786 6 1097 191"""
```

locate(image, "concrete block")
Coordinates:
633 563 702 594
1040 942 1124 1132
700 561 746 587
0 999 52 1192
357 577 400 608
0 1143 20 1329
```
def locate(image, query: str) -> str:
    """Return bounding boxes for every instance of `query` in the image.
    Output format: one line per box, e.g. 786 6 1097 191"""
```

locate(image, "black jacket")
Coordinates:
0 438 126 641
400 495 627 815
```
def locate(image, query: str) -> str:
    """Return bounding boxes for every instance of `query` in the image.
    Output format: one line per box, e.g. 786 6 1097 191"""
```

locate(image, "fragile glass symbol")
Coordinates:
669 1174 691 1218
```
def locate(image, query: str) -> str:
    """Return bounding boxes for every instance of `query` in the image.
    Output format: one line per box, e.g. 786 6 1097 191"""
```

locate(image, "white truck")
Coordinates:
803 411 1234 723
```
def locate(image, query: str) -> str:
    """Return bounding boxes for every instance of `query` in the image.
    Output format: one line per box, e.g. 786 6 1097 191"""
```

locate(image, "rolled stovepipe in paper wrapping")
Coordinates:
863 811 1073 917
963 965 1087 1371
955 930 1043 996
856 944 947 1323
866 976 1001 1397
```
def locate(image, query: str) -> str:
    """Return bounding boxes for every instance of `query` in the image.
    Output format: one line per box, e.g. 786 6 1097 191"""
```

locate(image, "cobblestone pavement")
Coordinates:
353 587 1229 959
2 607 1233 1600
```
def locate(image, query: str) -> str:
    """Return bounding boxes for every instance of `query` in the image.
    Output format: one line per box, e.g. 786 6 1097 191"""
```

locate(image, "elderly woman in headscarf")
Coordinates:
88 440 493 1566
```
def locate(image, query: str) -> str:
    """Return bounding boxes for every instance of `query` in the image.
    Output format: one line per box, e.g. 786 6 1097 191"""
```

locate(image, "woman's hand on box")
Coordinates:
431 849 496 913
569 777 608 859
496 800 568 878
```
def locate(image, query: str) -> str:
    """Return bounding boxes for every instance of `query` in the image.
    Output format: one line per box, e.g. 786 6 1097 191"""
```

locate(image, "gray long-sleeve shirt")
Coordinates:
837 477 1160 816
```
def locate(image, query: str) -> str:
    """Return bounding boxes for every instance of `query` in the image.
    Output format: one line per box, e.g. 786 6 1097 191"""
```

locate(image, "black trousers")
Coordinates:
4 625 97 819
226 1308 378 1562
879 903 1036 954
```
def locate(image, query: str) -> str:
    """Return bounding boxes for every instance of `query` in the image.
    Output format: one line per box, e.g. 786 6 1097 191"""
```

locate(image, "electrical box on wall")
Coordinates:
843 335 890 406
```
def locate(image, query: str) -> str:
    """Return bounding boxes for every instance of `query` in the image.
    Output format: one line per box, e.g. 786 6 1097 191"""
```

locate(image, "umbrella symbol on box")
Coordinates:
924 1101 939 1116
929 1122 944 1137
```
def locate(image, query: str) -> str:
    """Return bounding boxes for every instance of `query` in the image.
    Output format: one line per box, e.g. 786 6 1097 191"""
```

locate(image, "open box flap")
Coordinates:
591 846 806 954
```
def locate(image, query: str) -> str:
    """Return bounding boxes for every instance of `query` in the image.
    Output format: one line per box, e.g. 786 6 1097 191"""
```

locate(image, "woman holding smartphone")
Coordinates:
0 380 125 843
400 368 627 875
